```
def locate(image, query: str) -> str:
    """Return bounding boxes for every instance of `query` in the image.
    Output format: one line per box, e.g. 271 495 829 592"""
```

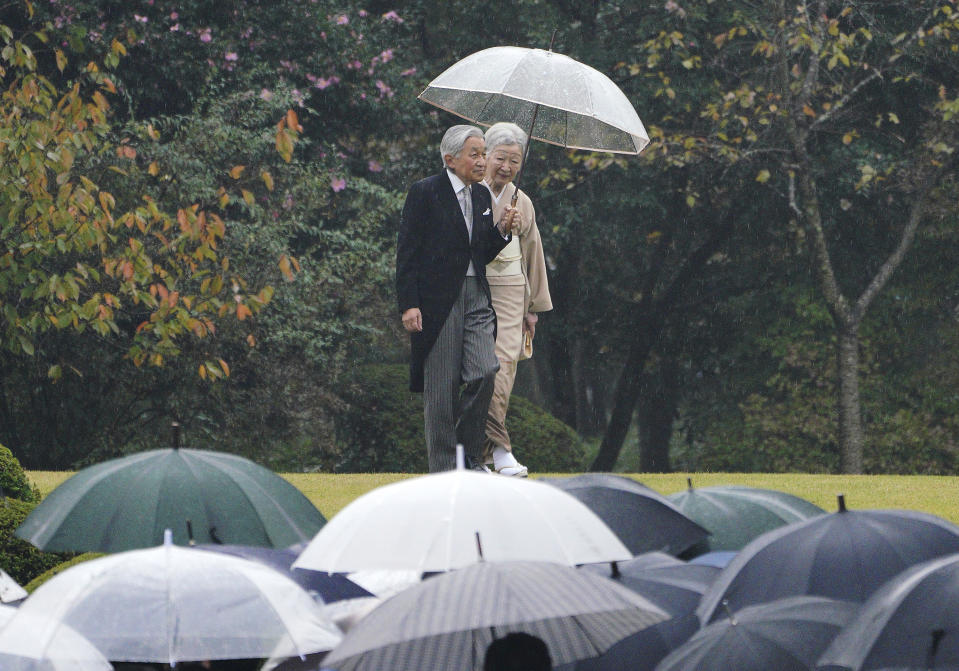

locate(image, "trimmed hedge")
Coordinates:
0 498 74 586
0 443 40 503
333 363 586 472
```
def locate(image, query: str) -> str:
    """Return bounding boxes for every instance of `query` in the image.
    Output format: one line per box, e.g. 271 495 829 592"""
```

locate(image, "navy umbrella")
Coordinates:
580 552 719 616
658 596 858 671
539 474 709 557
817 552 959 670
554 614 699 671
193 543 373 604
697 495 959 625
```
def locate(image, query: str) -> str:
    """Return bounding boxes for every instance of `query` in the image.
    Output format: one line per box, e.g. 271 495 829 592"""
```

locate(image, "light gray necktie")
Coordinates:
459 185 473 240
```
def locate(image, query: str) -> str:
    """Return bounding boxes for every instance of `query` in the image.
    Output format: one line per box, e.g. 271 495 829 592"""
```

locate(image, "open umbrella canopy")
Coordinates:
540 474 709 556
697 496 959 625
293 470 632 574
658 597 858 671
16 447 326 552
817 552 959 670
193 543 373 604
0 568 27 604
668 482 825 554
12 531 342 666
419 45 648 154
579 552 719 616
322 560 670 671
0 609 113 671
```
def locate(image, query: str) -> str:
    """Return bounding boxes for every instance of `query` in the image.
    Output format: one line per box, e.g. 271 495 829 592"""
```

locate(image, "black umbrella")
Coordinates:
697 495 959 625
817 552 959 670
539 474 709 556
554 614 699 671
192 543 373 604
580 552 719 616
658 596 859 671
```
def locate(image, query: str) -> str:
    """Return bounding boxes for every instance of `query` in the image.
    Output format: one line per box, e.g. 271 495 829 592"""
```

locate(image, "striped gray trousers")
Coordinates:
424 276 500 472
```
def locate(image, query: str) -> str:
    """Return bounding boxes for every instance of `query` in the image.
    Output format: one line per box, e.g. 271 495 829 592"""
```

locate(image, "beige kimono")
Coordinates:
483 181 552 457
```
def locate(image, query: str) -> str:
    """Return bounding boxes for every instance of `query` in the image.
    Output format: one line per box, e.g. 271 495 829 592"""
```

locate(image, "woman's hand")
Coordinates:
523 312 538 338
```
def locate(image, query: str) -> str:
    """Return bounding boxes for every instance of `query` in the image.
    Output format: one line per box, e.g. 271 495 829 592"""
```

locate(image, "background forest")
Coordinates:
2 0 958 475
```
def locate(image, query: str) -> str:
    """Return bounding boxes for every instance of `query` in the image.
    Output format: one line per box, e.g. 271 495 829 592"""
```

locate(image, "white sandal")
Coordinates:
496 464 528 477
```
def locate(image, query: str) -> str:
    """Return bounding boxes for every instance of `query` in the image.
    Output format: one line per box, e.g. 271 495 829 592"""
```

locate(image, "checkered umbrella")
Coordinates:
321 561 669 671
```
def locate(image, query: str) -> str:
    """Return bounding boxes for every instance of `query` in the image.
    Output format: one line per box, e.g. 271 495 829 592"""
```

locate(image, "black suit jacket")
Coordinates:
396 171 510 392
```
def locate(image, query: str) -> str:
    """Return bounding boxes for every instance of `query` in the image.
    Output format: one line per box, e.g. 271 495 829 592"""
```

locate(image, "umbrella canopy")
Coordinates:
192 543 373 603
817 552 959 670
579 552 720 616
668 482 825 554
293 470 632 574
419 45 648 154
12 531 342 666
658 596 858 671
16 447 326 551
0 608 113 671
0 568 27 604
555 614 699 671
697 496 959 625
321 560 670 671
540 474 709 556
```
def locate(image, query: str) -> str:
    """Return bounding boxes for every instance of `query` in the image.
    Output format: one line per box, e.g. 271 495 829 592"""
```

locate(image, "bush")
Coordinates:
333 364 587 473
0 498 74 586
0 444 40 502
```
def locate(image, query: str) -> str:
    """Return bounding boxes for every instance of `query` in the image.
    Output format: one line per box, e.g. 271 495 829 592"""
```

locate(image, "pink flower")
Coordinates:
170 11 178 19
375 80 394 98
401 67 417 76
382 10 403 23
170 23 180 32
368 160 383 172
336 14 349 25
199 28 212 42
134 14 148 23
359 9 368 17
379 48 394 63
259 89 273 101
313 75 340 89
331 177 347 192
225 52 238 61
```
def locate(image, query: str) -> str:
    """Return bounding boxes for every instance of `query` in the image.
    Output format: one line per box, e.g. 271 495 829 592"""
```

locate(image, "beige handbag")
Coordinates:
520 330 533 360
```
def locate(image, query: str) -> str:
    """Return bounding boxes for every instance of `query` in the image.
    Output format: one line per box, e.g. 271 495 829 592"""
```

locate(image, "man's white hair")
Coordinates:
484 122 527 155
440 124 484 167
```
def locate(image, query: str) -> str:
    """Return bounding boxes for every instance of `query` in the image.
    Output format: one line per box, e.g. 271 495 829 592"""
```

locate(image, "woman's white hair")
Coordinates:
440 124 484 167
484 122 527 155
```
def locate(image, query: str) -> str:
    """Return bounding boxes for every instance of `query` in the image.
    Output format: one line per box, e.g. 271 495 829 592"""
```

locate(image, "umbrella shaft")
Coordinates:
512 103 541 206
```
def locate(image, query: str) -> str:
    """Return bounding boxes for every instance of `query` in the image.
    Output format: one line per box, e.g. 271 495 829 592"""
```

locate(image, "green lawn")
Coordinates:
27 471 959 524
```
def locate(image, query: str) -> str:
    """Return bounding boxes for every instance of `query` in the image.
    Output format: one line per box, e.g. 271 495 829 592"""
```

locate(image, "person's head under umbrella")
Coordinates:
484 632 552 671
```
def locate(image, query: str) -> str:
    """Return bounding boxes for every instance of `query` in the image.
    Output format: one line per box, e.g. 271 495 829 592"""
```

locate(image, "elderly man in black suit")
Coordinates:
396 125 517 472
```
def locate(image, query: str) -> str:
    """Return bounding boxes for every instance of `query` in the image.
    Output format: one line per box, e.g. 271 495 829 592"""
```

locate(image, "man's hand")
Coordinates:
402 307 422 332
497 206 522 236
523 312 538 338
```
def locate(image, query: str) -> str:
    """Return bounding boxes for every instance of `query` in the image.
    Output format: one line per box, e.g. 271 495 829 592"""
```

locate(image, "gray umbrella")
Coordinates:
321 560 669 671
817 552 959 670
540 474 710 557
658 597 859 671
697 496 959 625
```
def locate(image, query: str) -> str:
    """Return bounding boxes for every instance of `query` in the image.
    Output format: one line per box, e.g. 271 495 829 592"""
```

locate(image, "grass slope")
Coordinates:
27 471 959 524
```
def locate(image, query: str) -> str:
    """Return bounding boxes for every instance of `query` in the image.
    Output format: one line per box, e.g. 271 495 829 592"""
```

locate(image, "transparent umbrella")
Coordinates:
0 608 113 671
12 530 342 666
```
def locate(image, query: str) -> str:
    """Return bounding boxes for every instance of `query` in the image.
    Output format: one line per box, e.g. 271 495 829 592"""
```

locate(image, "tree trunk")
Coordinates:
638 359 679 472
837 323 864 473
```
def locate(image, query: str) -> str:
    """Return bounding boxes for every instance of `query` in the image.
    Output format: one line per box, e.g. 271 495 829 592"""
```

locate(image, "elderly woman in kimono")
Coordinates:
481 122 553 476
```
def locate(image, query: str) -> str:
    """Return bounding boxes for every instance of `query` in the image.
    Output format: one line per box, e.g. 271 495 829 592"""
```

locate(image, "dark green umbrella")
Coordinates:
16 446 325 552
668 480 825 555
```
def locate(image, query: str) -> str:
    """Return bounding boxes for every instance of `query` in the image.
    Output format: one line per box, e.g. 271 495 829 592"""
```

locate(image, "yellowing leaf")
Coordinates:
241 189 255 206
55 48 66 72
261 170 274 191
842 133 853 145
148 162 159 176
888 112 900 124
229 165 245 179
279 254 294 281
219 358 231 377
236 303 252 321
802 104 817 118
756 169 771 183
199 364 207 380
247 334 256 347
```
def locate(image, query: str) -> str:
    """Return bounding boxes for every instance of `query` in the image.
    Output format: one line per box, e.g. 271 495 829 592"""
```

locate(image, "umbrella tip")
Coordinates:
475 531 485 561
455 443 465 470
164 528 173 546
837 493 847 512
721 598 738 626
687 477 693 490
171 421 180 449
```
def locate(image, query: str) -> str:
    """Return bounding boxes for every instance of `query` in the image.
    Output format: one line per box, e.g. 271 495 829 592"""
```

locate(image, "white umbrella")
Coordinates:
12 530 341 666
419 45 649 155
0 569 27 604
322 560 670 671
0 608 113 671
292 470 632 573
